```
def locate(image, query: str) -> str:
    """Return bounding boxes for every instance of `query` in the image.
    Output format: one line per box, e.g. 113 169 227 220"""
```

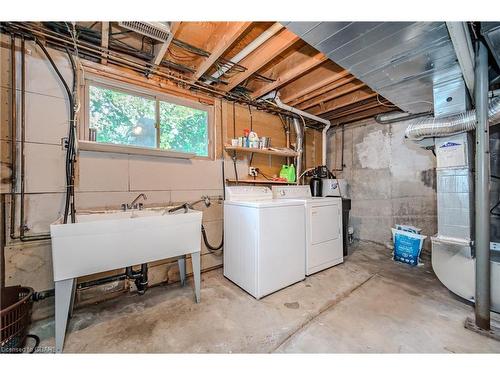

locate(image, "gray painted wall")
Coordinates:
327 117 437 249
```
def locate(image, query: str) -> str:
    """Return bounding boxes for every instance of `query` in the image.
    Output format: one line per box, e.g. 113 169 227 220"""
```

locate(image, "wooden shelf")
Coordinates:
224 145 298 158
225 179 297 185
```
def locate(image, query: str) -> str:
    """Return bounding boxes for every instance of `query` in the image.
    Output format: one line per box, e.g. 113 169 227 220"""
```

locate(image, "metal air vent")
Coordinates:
118 21 172 42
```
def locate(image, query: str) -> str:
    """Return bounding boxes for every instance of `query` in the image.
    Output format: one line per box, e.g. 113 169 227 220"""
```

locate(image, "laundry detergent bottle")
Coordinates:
288 164 296 182
279 165 290 181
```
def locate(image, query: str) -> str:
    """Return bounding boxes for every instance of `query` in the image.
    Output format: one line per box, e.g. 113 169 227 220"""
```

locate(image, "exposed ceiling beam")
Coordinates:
328 106 393 125
280 65 350 104
250 52 327 99
324 98 387 120
218 29 300 92
194 22 252 80
152 22 181 67
288 76 357 107
100 22 109 65
308 88 377 116
297 80 366 110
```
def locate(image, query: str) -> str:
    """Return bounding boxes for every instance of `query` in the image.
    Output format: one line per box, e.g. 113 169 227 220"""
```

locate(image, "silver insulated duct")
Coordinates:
405 96 500 140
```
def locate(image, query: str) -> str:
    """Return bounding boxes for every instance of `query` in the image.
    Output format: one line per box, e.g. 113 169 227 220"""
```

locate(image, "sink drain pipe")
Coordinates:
126 264 149 295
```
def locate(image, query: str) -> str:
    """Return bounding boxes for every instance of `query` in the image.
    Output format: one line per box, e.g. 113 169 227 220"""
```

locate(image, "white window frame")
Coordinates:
81 75 214 160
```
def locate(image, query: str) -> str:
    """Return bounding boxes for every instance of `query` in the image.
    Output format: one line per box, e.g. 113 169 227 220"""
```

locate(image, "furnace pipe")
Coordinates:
474 40 491 330
292 117 304 183
274 97 330 181
404 96 500 140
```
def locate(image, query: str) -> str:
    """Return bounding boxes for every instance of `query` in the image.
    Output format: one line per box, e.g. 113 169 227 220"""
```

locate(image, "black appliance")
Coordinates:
306 165 334 197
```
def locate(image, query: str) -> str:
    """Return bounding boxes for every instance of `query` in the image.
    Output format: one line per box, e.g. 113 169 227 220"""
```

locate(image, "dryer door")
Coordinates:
310 203 341 244
307 202 343 275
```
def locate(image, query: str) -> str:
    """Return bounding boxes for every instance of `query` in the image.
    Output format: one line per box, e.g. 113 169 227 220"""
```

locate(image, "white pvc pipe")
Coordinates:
205 23 284 83
274 97 330 126
322 124 331 166
274 97 331 176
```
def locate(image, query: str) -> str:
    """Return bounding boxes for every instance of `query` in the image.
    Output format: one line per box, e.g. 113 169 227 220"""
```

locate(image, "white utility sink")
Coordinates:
50 207 203 353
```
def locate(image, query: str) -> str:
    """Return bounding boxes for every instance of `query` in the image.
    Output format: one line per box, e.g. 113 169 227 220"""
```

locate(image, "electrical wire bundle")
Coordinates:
34 40 77 224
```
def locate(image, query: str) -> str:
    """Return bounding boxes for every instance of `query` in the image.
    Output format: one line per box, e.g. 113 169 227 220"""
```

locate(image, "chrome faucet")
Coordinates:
122 193 147 211
167 196 212 214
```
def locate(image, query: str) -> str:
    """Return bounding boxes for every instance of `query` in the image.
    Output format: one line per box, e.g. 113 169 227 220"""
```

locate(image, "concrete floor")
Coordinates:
32 241 500 353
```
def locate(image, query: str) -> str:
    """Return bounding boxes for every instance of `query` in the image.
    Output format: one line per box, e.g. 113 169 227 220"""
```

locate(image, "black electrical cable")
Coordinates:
65 46 77 223
233 155 239 182
2 23 308 123
232 101 239 182
25 334 40 353
490 174 500 217
34 39 76 223
248 104 253 131
255 168 272 181
232 102 236 138
201 224 223 252
331 124 345 172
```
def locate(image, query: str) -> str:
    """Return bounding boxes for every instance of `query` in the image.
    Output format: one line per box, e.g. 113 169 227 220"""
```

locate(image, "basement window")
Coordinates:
85 81 211 157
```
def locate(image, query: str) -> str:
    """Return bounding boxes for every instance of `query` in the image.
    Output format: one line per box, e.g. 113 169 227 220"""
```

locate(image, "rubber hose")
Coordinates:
201 224 223 252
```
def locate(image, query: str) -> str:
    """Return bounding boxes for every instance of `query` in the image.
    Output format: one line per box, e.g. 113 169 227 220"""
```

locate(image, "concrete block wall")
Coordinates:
327 117 437 250
1 36 318 319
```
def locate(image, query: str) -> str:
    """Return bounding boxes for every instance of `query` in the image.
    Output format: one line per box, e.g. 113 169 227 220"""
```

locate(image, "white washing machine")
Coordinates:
272 185 343 275
224 186 305 299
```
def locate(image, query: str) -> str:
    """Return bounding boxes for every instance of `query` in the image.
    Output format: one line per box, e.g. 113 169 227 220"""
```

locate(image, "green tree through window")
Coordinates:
159 101 208 157
88 84 209 156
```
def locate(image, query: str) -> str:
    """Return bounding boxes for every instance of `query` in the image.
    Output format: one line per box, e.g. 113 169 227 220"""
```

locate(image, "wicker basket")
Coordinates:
1 286 34 353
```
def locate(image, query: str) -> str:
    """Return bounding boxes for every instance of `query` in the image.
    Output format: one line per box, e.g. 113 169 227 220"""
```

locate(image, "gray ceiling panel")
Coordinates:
279 22 320 37
315 22 382 56
285 21 463 114
299 22 353 46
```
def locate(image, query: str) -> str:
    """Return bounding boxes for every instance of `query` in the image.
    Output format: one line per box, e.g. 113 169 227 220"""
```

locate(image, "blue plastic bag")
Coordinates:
391 228 426 266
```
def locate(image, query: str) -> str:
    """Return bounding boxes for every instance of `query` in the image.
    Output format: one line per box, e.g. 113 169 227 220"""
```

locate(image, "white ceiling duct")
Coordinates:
118 21 172 43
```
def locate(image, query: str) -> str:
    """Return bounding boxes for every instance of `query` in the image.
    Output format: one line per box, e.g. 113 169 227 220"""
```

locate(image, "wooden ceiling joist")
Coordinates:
152 22 181 67
308 88 377 116
218 29 300 92
193 22 252 80
279 65 350 104
100 22 109 65
287 76 357 107
250 52 327 99
328 106 393 125
297 80 366 110
324 99 385 120
62 21 399 126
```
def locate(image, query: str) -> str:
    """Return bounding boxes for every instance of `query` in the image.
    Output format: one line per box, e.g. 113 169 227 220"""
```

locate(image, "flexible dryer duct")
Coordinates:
405 96 500 140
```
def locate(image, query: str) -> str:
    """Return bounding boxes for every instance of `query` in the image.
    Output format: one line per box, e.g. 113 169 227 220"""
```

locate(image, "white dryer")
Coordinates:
272 185 343 275
224 186 305 299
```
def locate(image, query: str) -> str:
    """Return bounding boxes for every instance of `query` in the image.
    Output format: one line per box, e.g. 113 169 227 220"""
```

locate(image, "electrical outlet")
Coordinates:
248 167 258 177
